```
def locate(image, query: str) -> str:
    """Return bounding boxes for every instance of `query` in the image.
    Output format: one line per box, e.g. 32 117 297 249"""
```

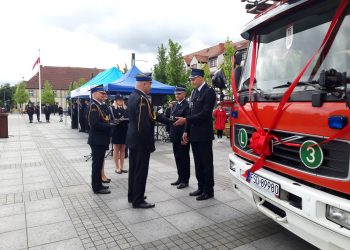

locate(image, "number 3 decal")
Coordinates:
300 140 323 169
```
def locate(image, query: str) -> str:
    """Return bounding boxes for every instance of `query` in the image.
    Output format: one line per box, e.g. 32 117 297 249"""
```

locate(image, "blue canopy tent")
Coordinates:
70 67 123 99
103 65 175 95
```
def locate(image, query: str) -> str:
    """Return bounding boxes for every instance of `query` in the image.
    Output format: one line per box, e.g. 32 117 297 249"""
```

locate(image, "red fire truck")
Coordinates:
229 1 350 249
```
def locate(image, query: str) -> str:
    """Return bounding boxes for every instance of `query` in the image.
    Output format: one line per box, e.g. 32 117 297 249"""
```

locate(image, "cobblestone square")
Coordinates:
0 114 317 249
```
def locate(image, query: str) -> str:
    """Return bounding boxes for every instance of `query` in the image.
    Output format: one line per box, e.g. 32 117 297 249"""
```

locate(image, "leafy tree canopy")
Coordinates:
14 81 29 107
41 80 55 105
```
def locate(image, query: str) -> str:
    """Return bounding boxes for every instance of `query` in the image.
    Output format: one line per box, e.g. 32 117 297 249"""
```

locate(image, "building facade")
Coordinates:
26 66 104 108
183 40 249 74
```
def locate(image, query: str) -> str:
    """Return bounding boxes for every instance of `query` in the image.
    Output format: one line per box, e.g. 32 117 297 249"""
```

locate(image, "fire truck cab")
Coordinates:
229 1 350 249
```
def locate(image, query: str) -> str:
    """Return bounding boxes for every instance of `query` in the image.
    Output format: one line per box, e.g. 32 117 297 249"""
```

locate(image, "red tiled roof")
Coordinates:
194 55 209 63
183 40 249 66
26 66 104 90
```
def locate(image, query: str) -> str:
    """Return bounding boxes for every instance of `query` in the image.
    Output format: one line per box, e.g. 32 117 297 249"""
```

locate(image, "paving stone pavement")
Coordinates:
0 114 318 250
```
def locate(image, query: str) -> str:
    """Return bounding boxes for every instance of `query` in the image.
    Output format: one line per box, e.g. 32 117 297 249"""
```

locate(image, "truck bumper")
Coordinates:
228 153 350 250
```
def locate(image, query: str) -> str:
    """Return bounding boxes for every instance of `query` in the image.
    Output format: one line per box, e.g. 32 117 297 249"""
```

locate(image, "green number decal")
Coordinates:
299 140 323 169
238 128 248 148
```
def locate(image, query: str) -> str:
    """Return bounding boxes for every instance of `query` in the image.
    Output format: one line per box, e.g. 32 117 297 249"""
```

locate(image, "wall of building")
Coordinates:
28 89 69 109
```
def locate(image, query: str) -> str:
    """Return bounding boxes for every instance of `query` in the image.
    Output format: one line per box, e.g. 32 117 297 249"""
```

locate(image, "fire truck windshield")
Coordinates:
240 1 350 96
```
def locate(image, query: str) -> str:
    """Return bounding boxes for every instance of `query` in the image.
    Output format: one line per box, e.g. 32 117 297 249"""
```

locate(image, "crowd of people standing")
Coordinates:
24 68 227 210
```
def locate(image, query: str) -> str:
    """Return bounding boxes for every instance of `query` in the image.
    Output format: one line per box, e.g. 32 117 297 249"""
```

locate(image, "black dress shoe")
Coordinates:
177 183 188 189
102 179 111 183
132 201 155 209
101 185 109 189
171 180 180 186
128 196 147 203
189 190 203 196
196 193 214 201
93 189 111 194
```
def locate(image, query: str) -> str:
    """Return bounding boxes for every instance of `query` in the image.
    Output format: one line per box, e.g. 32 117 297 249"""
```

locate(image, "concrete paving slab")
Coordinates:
29 237 84 250
214 189 242 203
0 214 26 234
250 231 318 250
26 207 70 228
105 196 132 211
0 203 25 218
178 195 221 209
153 199 192 217
23 175 52 184
0 185 23 195
0 178 23 187
116 207 161 225
24 181 55 192
165 210 215 232
0 229 27 250
226 199 259 215
0 114 321 249
197 203 245 223
128 218 180 244
27 221 77 247
25 197 64 213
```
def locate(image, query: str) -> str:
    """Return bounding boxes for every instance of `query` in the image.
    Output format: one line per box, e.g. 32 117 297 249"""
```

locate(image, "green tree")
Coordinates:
0 83 16 108
166 39 188 86
201 64 212 86
41 80 55 105
221 38 235 97
122 63 128 73
14 81 29 109
78 78 86 87
153 44 168 83
116 64 121 72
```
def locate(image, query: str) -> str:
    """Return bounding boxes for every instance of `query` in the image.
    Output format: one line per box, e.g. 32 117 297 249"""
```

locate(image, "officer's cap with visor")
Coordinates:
135 73 152 82
114 93 123 100
189 68 204 80
91 85 106 94
174 86 186 95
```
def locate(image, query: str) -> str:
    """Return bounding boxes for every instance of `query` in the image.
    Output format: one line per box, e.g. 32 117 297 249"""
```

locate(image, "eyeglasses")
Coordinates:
174 93 183 95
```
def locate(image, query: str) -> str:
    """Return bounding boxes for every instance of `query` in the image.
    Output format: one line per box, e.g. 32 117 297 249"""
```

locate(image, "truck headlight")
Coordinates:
326 205 350 230
229 160 236 172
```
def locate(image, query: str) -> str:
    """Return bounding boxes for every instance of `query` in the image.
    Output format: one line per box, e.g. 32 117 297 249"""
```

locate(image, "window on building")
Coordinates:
29 90 34 97
53 90 57 97
209 58 217 68
191 64 197 68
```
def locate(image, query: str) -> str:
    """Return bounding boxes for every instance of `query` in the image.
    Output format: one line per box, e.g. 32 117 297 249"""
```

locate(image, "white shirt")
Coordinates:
197 82 206 92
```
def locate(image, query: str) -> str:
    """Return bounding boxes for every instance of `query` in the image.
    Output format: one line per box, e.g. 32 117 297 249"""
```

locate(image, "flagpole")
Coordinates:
38 49 42 121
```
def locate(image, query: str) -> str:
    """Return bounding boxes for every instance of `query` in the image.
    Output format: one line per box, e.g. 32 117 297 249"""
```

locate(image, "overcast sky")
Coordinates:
0 0 252 85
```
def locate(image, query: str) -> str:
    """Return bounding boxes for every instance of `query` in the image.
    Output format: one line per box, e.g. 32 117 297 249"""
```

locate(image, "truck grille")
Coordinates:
234 124 350 179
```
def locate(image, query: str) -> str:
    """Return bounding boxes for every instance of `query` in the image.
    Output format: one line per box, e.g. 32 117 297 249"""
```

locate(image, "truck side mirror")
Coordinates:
234 66 242 89
234 52 243 66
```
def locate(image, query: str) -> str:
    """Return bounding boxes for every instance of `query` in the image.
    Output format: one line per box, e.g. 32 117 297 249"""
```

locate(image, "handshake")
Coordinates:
173 117 186 126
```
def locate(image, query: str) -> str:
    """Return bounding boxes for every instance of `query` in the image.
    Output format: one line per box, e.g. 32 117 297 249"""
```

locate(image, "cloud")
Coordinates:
0 0 253 83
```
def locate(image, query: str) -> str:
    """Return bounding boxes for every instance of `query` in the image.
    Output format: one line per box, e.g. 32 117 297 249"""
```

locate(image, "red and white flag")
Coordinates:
32 57 40 70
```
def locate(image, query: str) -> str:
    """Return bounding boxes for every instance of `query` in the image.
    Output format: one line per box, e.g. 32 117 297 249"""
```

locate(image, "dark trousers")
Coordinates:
217 130 223 138
90 145 106 191
173 142 190 183
191 141 214 194
28 114 33 122
45 113 50 121
36 113 40 121
79 117 85 131
128 144 150 205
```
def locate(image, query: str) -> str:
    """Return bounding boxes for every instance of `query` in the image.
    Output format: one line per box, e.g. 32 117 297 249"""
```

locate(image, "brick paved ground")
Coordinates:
0 114 318 250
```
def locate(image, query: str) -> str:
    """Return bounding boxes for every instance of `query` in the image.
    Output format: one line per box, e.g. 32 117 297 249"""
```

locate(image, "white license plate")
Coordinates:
250 173 280 198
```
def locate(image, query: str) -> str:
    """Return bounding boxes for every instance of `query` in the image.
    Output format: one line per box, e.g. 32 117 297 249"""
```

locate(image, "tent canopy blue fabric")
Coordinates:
102 65 175 95
70 67 123 98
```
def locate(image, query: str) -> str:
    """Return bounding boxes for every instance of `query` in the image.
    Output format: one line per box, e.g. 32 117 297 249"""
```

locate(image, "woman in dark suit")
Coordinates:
111 94 129 174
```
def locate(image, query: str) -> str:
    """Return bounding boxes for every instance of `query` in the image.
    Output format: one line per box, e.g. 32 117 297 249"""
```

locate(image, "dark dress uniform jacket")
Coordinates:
186 84 216 142
126 90 169 152
87 100 110 149
169 100 190 143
